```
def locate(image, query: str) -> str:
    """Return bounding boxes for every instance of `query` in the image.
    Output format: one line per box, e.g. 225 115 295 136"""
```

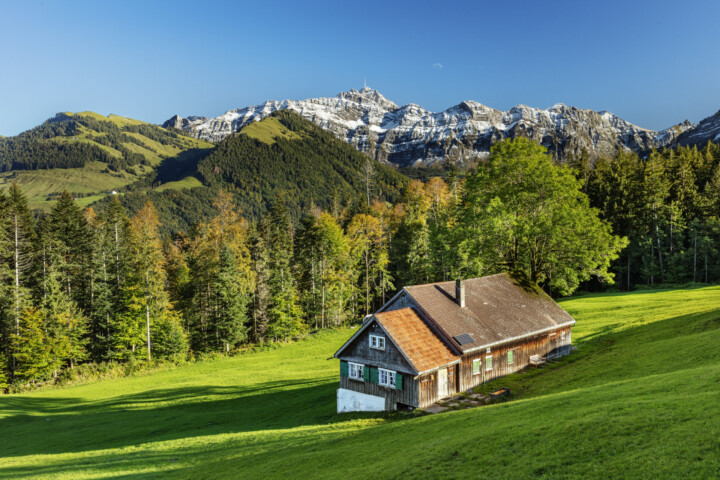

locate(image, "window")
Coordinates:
507 350 514 365
472 358 481 375
348 362 364 381
369 334 385 350
485 355 493 371
378 368 396 387
561 331 566 341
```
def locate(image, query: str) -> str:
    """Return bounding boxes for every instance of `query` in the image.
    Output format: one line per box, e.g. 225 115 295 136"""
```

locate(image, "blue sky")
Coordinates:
1 0 719 136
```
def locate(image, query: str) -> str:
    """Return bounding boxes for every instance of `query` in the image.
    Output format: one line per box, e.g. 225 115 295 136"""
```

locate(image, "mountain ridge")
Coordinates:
164 88 709 166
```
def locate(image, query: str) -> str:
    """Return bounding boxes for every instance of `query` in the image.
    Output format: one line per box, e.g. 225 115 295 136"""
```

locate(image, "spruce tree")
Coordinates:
11 307 51 383
264 200 305 341
3 183 35 378
215 244 249 351
46 191 89 308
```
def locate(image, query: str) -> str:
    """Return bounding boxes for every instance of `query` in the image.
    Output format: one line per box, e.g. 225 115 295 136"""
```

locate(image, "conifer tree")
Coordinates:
249 223 272 343
11 307 51 383
128 202 167 361
152 308 188 360
46 191 89 307
42 255 88 373
215 244 250 351
264 200 305 341
187 191 252 351
3 183 35 378
84 207 114 359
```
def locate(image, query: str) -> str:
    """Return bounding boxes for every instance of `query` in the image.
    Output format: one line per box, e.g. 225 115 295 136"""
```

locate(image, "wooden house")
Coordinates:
333 273 575 412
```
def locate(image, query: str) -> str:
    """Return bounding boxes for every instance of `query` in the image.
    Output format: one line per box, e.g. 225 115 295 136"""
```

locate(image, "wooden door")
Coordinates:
437 368 448 398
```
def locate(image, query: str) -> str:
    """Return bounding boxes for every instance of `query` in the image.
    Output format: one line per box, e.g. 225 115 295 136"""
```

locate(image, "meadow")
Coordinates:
1 286 719 479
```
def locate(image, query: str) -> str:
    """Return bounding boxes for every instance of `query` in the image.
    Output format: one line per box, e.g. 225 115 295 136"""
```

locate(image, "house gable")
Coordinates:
336 319 416 375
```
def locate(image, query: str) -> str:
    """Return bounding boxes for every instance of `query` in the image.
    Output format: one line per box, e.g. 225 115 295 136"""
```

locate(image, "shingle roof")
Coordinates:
375 308 460 374
403 273 576 352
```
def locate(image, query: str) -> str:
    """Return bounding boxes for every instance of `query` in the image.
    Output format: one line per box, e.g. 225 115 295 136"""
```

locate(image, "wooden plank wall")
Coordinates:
340 373 418 410
459 326 573 392
417 364 458 408
339 321 414 374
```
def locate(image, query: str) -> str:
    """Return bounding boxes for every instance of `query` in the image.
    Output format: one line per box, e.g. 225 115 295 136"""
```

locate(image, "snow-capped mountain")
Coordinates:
164 88 694 167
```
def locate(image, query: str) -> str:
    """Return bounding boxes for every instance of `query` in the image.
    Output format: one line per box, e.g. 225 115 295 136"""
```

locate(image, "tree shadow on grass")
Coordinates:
0 378 339 458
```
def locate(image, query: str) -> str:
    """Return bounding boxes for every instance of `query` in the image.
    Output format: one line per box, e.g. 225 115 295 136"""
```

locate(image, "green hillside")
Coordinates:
196 110 410 219
0 112 213 211
1 110 409 227
1 286 718 479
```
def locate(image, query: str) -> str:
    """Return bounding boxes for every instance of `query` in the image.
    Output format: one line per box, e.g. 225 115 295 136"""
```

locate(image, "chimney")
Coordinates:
456 279 465 308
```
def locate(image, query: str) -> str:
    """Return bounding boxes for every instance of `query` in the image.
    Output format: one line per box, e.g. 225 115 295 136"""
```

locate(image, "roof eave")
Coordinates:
416 359 462 377
462 320 576 354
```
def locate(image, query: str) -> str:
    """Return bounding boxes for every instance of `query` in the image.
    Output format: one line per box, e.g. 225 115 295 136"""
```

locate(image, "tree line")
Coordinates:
574 141 720 288
1 137 718 390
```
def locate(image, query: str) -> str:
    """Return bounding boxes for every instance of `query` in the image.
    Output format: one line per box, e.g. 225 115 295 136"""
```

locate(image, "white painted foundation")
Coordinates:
337 388 386 413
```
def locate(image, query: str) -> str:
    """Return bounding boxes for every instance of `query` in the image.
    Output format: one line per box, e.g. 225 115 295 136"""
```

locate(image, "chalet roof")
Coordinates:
374 308 460 374
401 273 576 353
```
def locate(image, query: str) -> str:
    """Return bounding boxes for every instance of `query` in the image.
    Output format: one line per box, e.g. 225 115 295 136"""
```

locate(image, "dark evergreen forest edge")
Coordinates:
0 105 719 391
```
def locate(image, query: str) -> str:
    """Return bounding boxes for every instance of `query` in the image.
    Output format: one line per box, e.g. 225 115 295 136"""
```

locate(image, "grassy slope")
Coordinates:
241 117 304 144
1 287 719 479
197 111 410 219
0 113 213 212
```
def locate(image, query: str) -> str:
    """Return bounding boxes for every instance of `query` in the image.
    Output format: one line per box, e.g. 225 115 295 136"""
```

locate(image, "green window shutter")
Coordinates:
340 361 348 377
508 350 514 365
395 373 403 390
370 367 379 384
363 366 370 382
472 359 480 375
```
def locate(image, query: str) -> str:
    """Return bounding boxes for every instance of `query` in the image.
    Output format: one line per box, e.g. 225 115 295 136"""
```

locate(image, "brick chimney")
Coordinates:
456 279 465 308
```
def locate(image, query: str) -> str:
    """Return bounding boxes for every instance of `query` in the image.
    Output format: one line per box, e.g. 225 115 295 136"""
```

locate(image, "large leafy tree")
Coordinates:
458 138 627 295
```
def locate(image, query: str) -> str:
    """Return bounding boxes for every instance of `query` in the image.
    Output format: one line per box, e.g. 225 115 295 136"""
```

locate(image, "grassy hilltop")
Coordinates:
1 286 719 479
0 112 213 212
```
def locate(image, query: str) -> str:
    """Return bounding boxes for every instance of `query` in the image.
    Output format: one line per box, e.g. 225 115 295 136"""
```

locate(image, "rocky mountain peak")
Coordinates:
163 90 714 166
336 87 399 111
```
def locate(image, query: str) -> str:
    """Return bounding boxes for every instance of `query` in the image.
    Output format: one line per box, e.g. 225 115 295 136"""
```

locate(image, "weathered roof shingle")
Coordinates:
402 273 575 352
375 308 459 374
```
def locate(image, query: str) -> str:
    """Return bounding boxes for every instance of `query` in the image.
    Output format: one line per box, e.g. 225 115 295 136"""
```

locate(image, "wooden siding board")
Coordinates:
458 326 573 391
338 321 415 374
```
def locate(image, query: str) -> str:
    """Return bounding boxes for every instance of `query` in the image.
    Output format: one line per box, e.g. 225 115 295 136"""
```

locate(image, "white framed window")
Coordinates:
507 350 514 365
378 368 396 387
472 358 481 375
485 355 493 371
561 331 566 341
348 362 364 381
369 334 385 350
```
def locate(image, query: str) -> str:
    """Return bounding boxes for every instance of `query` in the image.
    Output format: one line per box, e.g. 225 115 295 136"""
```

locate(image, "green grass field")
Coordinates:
1 287 719 479
154 175 204 192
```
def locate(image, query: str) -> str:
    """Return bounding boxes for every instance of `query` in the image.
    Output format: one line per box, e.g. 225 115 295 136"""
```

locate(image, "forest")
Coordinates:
0 137 718 391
